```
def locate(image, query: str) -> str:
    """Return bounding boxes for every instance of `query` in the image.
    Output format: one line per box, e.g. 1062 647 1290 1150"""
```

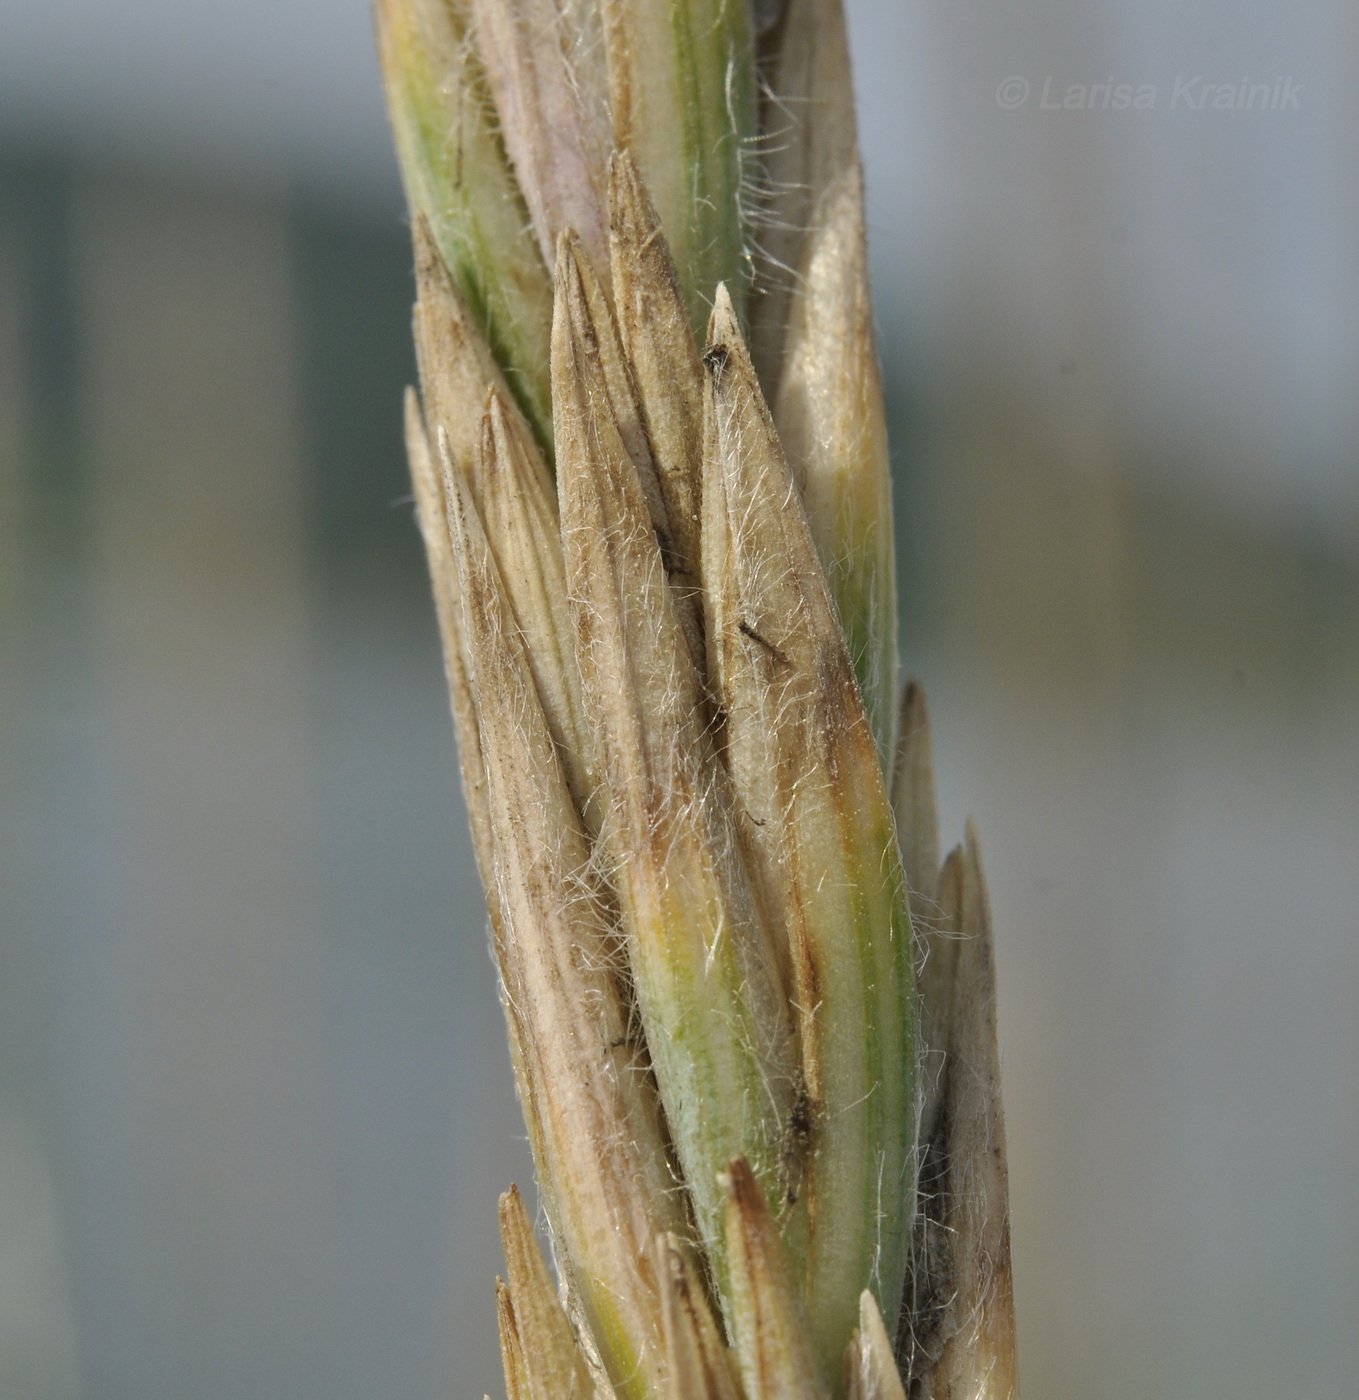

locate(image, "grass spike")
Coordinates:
377 0 1023 1392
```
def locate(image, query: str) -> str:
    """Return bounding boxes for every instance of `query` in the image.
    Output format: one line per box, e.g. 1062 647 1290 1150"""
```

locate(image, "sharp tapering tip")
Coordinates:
550 227 568 275
607 147 649 231
706 282 742 352
553 230 595 337
608 145 635 194
901 678 927 723
478 398 498 461
403 386 430 470
411 210 455 299
498 1181 526 1226
480 386 516 464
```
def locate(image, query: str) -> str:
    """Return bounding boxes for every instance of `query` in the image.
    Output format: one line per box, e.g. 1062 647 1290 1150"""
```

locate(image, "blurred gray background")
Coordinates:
1 1 1355 1397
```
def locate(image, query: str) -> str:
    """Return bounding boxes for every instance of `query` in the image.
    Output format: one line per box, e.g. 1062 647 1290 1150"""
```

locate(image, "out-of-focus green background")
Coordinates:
1 3 1355 1398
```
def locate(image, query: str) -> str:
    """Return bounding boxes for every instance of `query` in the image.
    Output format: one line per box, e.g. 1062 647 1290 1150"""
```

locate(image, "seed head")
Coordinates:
375 0 1020 1394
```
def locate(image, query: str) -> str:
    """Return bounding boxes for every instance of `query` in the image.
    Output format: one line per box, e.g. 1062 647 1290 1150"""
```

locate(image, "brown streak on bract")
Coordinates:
738 620 792 669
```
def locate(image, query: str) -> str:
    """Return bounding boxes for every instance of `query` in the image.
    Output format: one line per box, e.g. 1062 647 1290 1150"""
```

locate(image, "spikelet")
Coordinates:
903 828 1018 1400
721 1158 828 1400
375 2 1020 1397
599 0 757 330
701 286 914 1377
376 0 554 444
553 236 800 1296
498 1186 598 1400
657 1235 744 1400
846 1291 908 1400
442 436 687 1399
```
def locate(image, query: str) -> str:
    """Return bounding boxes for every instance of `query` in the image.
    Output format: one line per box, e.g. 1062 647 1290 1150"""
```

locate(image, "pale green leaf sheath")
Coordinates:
601 0 757 332
552 241 801 1301
702 290 915 1380
442 449 690 1400
376 0 554 446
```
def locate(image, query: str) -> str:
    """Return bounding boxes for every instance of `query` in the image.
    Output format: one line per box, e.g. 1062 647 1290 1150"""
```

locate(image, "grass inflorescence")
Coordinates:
375 1 1019 1396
